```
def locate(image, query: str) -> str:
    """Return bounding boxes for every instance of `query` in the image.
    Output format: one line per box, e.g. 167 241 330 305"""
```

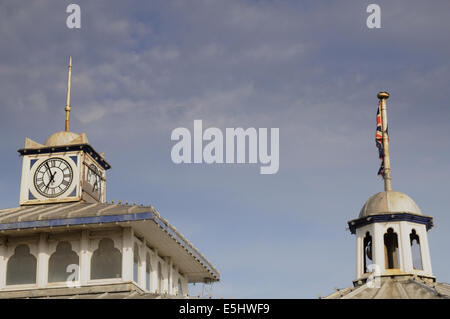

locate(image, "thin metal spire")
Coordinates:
65 56 72 132
378 91 392 191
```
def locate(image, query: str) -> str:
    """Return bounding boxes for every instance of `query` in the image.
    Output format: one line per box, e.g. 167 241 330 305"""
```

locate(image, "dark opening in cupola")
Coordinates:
384 228 399 269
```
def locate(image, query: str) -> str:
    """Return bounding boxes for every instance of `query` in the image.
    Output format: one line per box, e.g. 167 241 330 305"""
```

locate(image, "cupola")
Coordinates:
348 92 434 285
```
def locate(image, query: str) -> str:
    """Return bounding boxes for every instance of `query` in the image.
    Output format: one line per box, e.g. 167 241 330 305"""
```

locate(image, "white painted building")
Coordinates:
0 58 219 299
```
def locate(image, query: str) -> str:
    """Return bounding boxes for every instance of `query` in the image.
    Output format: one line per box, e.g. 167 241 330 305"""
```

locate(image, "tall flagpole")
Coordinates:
378 91 392 191
65 56 72 132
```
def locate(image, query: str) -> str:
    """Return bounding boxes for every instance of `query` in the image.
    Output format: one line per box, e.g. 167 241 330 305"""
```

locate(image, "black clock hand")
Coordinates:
45 163 52 186
50 171 57 185
45 163 56 186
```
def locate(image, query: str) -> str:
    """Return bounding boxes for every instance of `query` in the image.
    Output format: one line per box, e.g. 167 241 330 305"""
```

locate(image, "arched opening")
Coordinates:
384 228 399 269
48 241 79 282
6 244 37 285
410 229 423 270
363 232 373 273
133 243 140 283
145 253 151 291
91 238 122 280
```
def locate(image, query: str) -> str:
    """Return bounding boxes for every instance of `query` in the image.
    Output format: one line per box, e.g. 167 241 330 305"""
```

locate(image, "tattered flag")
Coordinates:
376 104 388 176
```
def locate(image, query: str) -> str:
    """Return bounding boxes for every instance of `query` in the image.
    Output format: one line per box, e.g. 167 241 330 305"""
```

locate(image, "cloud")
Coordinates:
1 0 450 298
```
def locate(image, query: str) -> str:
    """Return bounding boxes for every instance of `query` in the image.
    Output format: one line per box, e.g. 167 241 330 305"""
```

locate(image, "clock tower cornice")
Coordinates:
18 143 111 170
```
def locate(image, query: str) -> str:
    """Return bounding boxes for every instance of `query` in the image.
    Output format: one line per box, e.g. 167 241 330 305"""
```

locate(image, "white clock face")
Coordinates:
33 158 74 198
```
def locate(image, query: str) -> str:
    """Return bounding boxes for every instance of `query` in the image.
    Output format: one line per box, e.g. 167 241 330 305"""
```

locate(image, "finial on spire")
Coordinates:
378 91 392 191
65 56 72 132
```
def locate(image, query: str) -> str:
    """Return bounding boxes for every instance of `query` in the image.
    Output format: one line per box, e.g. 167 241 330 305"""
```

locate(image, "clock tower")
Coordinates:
0 57 219 299
18 57 111 205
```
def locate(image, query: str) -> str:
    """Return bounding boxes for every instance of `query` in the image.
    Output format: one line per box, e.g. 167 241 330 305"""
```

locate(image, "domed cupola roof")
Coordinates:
45 131 82 146
359 190 422 218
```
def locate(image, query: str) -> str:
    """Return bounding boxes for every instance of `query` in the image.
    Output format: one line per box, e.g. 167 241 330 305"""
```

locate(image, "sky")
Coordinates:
0 0 450 298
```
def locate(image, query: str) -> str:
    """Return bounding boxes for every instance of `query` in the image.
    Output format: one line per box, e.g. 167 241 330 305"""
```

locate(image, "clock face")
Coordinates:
86 164 101 194
33 158 74 198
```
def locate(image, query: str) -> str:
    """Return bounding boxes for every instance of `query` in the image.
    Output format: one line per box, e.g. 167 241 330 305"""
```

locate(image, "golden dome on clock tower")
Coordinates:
44 131 89 147
45 131 81 147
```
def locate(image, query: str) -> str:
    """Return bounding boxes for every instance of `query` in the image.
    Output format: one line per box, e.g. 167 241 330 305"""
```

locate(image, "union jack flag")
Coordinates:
376 104 387 176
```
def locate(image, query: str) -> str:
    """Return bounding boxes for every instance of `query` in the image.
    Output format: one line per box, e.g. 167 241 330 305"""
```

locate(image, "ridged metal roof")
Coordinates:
0 283 188 299
0 201 152 224
324 277 450 299
0 202 220 282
